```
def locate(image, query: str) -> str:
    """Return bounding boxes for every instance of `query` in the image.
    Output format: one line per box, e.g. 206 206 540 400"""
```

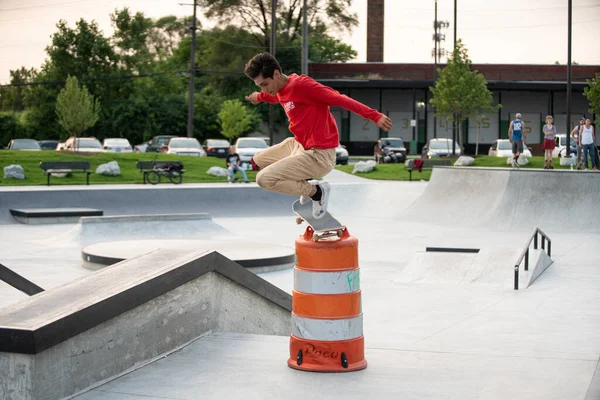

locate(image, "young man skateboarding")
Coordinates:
244 52 392 218
508 113 526 167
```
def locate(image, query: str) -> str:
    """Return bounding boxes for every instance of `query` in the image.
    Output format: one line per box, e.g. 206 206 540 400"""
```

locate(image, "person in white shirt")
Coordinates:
580 118 597 171
570 117 586 169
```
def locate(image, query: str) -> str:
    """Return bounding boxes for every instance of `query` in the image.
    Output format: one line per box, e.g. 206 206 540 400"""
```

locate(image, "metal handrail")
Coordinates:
514 227 552 290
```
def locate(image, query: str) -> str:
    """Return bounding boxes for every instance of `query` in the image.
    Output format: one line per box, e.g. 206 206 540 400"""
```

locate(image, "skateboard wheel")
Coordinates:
312 234 318 242
296 217 303 225
337 230 343 237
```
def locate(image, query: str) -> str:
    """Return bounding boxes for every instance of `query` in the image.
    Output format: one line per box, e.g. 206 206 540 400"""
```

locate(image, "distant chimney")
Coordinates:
367 0 384 62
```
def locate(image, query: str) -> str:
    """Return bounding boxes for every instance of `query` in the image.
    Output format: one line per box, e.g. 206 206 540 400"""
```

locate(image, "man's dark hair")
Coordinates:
244 52 282 79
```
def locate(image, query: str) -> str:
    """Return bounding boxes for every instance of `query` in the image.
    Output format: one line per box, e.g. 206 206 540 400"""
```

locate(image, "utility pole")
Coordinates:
566 0 572 156
302 0 308 75
453 0 457 48
269 0 277 146
186 1 198 138
432 1 449 139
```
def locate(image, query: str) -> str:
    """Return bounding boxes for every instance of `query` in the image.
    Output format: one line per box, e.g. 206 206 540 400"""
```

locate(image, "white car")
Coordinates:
422 138 462 158
63 137 104 153
103 138 133 153
488 139 532 158
234 137 269 162
164 137 206 156
552 134 578 158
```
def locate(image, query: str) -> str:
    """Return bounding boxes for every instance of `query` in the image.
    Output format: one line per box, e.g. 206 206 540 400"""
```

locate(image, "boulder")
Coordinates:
506 155 529 166
454 156 475 166
352 160 377 174
95 161 120 176
207 166 229 177
3 164 25 180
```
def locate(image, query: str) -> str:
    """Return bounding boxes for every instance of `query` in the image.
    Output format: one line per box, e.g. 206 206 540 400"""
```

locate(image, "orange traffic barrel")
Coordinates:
288 226 367 372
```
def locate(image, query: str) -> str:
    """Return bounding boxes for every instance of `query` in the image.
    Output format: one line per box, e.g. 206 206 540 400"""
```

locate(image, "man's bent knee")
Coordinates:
256 170 275 190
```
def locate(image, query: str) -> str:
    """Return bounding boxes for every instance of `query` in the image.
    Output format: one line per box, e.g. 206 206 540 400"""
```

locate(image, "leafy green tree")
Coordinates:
202 0 358 51
111 8 155 72
218 99 256 140
55 76 101 141
429 40 499 155
0 68 36 112
584 73 600 123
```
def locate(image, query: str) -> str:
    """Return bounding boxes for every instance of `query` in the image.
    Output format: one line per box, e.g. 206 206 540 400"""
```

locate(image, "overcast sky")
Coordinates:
0 0 599 84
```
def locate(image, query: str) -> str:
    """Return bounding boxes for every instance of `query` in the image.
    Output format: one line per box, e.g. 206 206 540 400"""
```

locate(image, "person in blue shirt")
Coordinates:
508 113 526 168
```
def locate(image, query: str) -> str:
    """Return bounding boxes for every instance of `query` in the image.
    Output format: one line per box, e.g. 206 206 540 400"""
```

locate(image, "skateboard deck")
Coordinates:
292 199 344 235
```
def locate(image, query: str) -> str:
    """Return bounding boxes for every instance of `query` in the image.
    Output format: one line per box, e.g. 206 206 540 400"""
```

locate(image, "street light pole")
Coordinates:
269 0 277 146
302 0 308 75
186 1 198 138
566 0 572 156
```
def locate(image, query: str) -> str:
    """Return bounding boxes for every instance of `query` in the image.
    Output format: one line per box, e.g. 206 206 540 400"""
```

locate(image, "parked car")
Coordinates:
336 144 349 165
488 139 532 158
163 137 206 156
103 138 133 153
38 140 59 150
553 134 577 158
203 139 230 158
134 140 151 153
63 137 103 153
374 137 407 163
56 142 66 151
6 139 41 151
254 136 271 146
233 137 269 162
146 135 177 153
422 138 462 158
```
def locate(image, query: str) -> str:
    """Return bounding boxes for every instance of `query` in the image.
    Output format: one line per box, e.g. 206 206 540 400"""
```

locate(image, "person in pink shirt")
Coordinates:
244 52 392 218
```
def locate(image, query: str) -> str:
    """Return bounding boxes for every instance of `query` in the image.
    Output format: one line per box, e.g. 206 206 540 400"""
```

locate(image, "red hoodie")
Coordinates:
257 74 383 150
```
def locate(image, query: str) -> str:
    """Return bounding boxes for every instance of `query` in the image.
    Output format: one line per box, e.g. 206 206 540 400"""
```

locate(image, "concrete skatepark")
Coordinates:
0 167 599 399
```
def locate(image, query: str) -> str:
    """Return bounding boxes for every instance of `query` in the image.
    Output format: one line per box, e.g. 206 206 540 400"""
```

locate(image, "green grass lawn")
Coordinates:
0 151 255 186
336 156 569 181
0 151 572 186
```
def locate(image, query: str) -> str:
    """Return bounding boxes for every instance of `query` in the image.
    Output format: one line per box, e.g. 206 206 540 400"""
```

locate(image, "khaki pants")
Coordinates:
254 137 336 197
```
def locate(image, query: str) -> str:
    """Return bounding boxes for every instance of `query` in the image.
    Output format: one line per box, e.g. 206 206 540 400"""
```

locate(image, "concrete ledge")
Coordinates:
10 208 103 225
0 249 292 400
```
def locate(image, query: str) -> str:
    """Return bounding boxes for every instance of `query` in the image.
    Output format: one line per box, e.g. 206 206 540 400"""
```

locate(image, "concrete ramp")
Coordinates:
406 167 600 231
0 249 291 400
396 248 523 289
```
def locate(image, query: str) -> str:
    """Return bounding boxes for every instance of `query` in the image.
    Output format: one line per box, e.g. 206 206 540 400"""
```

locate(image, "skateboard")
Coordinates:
292 199 345 241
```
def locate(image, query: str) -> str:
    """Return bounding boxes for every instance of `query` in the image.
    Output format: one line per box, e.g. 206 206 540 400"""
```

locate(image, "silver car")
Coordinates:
6 139 41 151
103 138 133 153
233 137 269 162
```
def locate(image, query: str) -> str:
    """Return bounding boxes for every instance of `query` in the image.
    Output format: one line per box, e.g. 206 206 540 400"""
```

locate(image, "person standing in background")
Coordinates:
580 118 597 171
542 115 557 169
508 113 526 168
570 117 586 169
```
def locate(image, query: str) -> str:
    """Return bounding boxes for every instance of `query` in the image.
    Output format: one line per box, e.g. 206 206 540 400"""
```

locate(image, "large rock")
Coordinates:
560 155 577 166
3 164 25 180
207 166 229 177
95 161 120 176
454 156 475 166
352 160 377 174
506 155 529 166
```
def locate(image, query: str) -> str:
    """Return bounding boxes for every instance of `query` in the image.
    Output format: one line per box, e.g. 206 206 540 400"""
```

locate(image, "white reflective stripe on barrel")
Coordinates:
293 267 360 294
291 314 363 341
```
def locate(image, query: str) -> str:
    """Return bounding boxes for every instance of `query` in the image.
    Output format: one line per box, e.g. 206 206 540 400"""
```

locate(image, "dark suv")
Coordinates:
146 135 177 153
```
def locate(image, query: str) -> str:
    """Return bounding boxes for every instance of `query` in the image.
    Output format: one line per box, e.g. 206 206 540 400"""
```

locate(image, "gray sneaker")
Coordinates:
312 182 331 219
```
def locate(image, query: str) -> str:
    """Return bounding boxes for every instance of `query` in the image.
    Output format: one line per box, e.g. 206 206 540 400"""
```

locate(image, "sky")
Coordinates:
0 0 599 84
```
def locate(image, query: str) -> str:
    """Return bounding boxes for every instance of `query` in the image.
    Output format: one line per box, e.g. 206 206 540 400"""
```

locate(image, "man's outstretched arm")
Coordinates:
245 92 278 104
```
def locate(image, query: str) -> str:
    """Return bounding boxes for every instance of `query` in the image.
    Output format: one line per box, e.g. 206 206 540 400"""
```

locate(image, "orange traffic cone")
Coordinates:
288 226 367 372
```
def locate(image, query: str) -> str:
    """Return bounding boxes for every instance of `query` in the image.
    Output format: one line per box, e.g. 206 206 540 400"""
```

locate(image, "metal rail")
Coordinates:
514 227 552 290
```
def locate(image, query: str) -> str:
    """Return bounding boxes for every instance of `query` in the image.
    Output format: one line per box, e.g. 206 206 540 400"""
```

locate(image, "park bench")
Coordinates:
40 161 92 186
404 158 452 181
136 160 185 184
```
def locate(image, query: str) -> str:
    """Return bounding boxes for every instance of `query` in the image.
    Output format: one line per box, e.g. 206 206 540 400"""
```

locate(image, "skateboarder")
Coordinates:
508 113 526 168
244 52 392 218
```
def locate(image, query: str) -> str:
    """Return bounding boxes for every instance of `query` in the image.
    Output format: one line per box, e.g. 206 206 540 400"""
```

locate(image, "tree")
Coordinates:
218 99 255 140
429 40 499 155
55 76 101 142
202 0 358 51
584 73 600 123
